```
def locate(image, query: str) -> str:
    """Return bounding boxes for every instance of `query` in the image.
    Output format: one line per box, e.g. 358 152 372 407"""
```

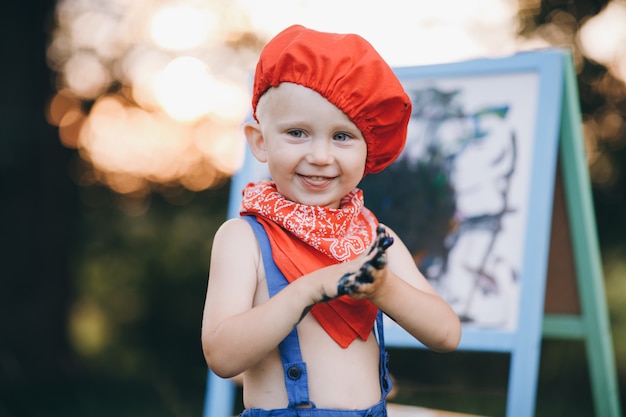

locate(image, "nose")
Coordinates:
306 138 333 165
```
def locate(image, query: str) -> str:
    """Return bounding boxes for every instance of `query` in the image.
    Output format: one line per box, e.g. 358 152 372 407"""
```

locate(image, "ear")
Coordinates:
244 121 268 163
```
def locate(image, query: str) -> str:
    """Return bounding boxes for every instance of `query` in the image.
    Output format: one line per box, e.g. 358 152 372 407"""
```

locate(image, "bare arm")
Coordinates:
347 226 462 352
201 218 355 377
202 219 459 378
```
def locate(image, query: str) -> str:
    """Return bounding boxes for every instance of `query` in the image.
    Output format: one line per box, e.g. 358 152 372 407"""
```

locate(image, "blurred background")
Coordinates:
1 0 625 416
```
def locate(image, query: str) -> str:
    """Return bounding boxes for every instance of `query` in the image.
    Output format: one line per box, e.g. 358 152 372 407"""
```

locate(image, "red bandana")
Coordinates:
240 180 379 348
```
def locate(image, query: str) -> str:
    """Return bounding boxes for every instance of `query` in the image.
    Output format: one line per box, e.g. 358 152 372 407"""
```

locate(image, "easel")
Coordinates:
541 50 621 417
202 49 621 417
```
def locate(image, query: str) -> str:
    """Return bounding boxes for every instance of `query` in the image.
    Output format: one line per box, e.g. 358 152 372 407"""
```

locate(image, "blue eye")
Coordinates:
288 129 305 138
334 132 351 142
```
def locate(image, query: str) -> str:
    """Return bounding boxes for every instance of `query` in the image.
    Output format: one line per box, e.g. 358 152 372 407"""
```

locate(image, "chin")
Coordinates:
301 198 339 209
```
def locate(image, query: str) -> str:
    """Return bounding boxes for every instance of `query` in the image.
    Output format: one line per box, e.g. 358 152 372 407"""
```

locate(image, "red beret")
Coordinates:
251 25 411 175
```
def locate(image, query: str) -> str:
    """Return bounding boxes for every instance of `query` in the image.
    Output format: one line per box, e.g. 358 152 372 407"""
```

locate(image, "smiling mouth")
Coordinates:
301 175 334 181
298 174 336 186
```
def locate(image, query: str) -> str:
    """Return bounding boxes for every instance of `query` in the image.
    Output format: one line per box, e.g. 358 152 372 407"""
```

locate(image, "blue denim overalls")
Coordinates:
240 216 391 417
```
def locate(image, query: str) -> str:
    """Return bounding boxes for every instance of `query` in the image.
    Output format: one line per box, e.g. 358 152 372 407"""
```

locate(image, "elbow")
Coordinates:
202 337 241 378
436 331 461 353
208 363 239 379
431 318 462 353
204 351 241 379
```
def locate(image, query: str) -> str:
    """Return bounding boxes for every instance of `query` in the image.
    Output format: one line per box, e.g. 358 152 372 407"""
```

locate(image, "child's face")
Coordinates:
251 83 367 209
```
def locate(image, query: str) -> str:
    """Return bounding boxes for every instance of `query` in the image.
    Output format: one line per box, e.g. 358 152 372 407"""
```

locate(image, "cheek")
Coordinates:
350 154 366 173
354 145 368 174
339 152 366 182
266 150 298 176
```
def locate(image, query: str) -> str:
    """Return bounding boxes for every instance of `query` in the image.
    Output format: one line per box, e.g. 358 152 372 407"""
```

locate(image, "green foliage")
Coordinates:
67 184 229 413
604 246 626 376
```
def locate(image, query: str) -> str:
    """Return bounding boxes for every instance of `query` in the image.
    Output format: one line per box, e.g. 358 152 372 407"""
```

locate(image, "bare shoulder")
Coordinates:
211 217 260 258
378 223 407 254
208 217 263 288
379 223 436 293
214 217 257 243
204 217 263 321
376 223 411 265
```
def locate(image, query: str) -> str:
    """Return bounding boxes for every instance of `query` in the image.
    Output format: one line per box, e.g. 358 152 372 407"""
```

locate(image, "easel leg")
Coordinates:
203 370 236 417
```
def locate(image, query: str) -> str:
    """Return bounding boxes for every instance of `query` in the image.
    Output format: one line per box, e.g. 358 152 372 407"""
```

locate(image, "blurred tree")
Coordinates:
63 185 229 415
517 0 626 249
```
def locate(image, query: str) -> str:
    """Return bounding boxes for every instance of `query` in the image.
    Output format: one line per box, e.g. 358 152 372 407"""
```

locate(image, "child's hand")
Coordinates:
336 225 394 299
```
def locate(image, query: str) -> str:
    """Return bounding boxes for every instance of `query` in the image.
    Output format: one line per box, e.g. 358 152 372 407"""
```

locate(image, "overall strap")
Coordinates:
375 310 392 398
241 215 392 402
241 216 313 408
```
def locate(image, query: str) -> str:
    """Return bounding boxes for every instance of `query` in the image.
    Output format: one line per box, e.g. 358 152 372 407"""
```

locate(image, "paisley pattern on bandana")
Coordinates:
240 180 379 348
241 180 376 262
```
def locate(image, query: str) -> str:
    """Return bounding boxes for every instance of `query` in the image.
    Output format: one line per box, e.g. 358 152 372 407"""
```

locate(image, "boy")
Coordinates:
201 25 461 416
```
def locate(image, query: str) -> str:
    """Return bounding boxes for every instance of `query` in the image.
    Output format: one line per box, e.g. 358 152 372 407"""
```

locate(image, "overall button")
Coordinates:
287 365 301 380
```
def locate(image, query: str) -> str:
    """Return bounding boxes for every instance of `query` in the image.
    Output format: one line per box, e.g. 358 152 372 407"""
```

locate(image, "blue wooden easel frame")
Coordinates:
381 49 562 417
202 49 621 417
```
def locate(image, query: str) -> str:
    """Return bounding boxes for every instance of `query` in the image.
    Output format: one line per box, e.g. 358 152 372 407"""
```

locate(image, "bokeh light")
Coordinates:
46 0 258 199
149 5 218 51
46 0 626 200
578 2 626 69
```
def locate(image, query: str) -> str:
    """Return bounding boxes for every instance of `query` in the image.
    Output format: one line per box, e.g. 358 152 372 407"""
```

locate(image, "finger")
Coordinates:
337 272 358 296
